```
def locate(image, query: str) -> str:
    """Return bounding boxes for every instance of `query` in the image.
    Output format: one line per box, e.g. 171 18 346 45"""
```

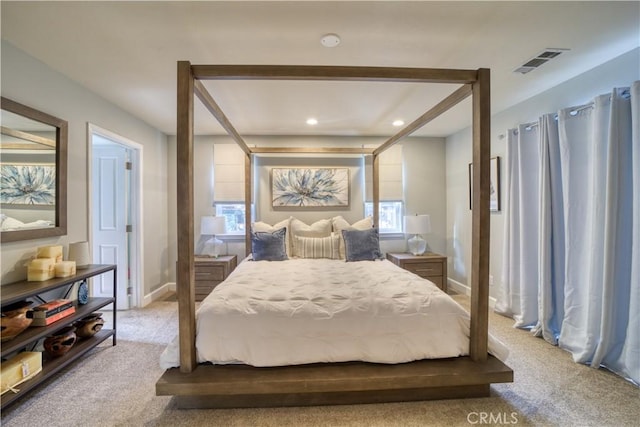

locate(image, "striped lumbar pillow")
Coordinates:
293 233 340 259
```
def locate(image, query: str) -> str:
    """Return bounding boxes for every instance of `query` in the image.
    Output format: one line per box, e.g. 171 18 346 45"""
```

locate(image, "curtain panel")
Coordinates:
497 82 639 385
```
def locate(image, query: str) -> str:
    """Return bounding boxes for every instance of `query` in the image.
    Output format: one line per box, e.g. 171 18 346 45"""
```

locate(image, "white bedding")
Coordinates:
160 258 508 368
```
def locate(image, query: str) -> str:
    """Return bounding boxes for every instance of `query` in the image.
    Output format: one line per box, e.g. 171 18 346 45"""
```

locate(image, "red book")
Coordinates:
28 300 74 319
30 299 72 314
30 306 76 326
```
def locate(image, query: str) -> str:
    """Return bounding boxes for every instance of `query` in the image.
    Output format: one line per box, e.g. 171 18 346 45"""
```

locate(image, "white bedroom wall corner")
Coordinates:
142 281 176 307
167 135 178 284
448 278 497 309
402 137 447 255
195 137 216 218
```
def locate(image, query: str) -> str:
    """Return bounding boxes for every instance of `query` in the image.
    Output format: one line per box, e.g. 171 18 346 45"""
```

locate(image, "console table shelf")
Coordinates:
0 330 114 408
1 264 116 410
1 297 114 357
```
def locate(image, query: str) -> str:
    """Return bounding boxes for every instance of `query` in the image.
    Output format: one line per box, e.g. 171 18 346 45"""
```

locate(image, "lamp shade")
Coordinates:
67 241 91 269
200 216 226 235
404 215 431 235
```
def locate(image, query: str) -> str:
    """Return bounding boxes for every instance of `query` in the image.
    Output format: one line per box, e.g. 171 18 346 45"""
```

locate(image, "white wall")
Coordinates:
167 134 447 281
445 47 640 298
1 41 171 299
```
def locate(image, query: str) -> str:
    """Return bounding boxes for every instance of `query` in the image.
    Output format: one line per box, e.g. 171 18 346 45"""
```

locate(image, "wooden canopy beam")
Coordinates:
192 65 477 84
250 147 374 155
194 79 252 156
0 126 56 148
372 154 380 229
373 84 472 156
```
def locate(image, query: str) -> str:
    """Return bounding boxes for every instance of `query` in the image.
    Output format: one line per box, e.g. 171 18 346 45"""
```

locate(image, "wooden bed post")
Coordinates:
176 61 197 372
372 154 380 228
245 152 252 256
469 68 491 361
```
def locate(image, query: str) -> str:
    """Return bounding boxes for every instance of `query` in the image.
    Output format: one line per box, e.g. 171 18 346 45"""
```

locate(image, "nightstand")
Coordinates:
386 252 448 292
194 255 237 301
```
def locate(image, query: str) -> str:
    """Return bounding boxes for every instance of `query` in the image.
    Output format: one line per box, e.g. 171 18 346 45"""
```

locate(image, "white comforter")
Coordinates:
160 258 508 368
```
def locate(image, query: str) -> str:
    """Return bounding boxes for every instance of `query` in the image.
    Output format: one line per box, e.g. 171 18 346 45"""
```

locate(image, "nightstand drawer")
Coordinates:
425 276 444 288
403 262 443 277
386 252 448 293
195 266 225 281
193 255 238 301
195 282 222 295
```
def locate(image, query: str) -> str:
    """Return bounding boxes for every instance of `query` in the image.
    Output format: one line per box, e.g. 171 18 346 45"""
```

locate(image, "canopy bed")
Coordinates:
156 63 513 408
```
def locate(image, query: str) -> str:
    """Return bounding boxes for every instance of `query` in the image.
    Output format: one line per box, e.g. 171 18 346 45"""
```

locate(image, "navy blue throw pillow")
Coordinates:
342 228 383 262
251 227 288 261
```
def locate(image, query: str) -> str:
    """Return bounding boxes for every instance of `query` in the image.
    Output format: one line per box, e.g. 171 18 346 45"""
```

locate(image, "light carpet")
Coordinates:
1 295 638 427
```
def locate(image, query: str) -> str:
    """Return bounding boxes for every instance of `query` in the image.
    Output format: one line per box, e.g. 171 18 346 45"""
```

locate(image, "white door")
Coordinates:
92 140 131 310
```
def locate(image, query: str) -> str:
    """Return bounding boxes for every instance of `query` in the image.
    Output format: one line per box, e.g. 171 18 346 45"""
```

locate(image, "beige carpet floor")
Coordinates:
1 294 638 427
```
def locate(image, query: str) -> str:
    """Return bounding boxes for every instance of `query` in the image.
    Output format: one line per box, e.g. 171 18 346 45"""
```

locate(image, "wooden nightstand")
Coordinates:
386 252 448 292
194 255 237 301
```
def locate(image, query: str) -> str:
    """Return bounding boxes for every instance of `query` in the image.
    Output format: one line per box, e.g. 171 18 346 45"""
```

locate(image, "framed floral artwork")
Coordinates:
0 163 56 205
271 168 349 207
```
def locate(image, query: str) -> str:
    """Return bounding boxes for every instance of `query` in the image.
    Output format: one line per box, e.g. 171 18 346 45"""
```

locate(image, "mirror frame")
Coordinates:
1 97 68 242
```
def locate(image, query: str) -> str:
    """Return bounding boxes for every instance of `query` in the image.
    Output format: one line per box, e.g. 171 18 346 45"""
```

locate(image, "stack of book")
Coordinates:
27 299 75 326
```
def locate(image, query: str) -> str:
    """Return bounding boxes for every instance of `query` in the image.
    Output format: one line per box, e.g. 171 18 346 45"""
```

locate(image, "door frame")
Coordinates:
87 123 144 309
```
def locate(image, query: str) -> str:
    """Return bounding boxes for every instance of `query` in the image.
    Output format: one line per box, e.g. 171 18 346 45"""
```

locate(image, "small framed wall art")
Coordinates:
468 156 501 212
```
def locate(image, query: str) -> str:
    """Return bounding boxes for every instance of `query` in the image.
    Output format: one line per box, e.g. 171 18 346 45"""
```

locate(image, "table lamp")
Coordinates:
200 216 226 257
404 214 431 256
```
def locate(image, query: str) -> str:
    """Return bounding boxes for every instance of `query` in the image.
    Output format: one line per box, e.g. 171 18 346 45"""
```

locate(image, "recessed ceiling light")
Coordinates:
392 120 405 127
320 33 341 48
306 118 318 125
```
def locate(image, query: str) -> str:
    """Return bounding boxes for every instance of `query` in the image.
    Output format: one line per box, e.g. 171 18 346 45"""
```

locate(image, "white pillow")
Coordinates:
252 217 292 256
331 216 374 259
1 215 25 231
293 233 340 259
290 218 332 255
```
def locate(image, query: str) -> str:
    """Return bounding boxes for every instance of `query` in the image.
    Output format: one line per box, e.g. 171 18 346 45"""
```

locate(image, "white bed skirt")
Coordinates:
160 258 508 368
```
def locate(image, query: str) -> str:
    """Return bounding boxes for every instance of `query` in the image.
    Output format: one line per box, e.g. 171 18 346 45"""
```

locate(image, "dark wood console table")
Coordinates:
1 264 116 409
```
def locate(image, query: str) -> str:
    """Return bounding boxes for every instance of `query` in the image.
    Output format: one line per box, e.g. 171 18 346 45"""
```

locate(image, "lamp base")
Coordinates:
201 236 223 258
407 234 427 256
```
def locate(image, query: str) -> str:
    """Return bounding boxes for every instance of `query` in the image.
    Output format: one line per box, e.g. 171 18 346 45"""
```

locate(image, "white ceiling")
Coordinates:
1 1 638 138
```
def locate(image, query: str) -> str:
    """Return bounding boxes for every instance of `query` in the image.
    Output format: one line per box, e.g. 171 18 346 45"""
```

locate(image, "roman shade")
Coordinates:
364 144 403 202
213 143 245 202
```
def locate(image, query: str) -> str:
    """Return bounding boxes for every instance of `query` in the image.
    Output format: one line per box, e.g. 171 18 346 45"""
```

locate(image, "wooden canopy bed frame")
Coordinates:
156 63 513 408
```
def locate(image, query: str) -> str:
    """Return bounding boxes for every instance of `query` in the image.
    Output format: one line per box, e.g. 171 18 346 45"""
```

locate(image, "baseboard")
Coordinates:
142 282 176 307
447 278 497 309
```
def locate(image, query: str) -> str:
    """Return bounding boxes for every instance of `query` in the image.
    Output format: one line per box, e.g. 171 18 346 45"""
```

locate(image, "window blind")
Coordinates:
213 143 245 202
364 144 403 202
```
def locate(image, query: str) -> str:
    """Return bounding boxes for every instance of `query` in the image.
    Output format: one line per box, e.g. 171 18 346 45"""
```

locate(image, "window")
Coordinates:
215 203 246 234
364 201 403 233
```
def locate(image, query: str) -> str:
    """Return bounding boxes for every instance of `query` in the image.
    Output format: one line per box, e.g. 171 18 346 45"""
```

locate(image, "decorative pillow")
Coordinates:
290 218 332 255
251 227 288 261
293 233 340 259
331 216 374 259
341 228 383 262
252 217 291 255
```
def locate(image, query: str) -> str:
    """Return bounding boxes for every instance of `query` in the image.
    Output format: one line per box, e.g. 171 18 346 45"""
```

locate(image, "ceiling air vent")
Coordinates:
514 48 570 74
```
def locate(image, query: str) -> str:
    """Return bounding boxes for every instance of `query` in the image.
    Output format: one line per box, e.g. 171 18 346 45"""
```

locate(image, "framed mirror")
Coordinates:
1 97 67 242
